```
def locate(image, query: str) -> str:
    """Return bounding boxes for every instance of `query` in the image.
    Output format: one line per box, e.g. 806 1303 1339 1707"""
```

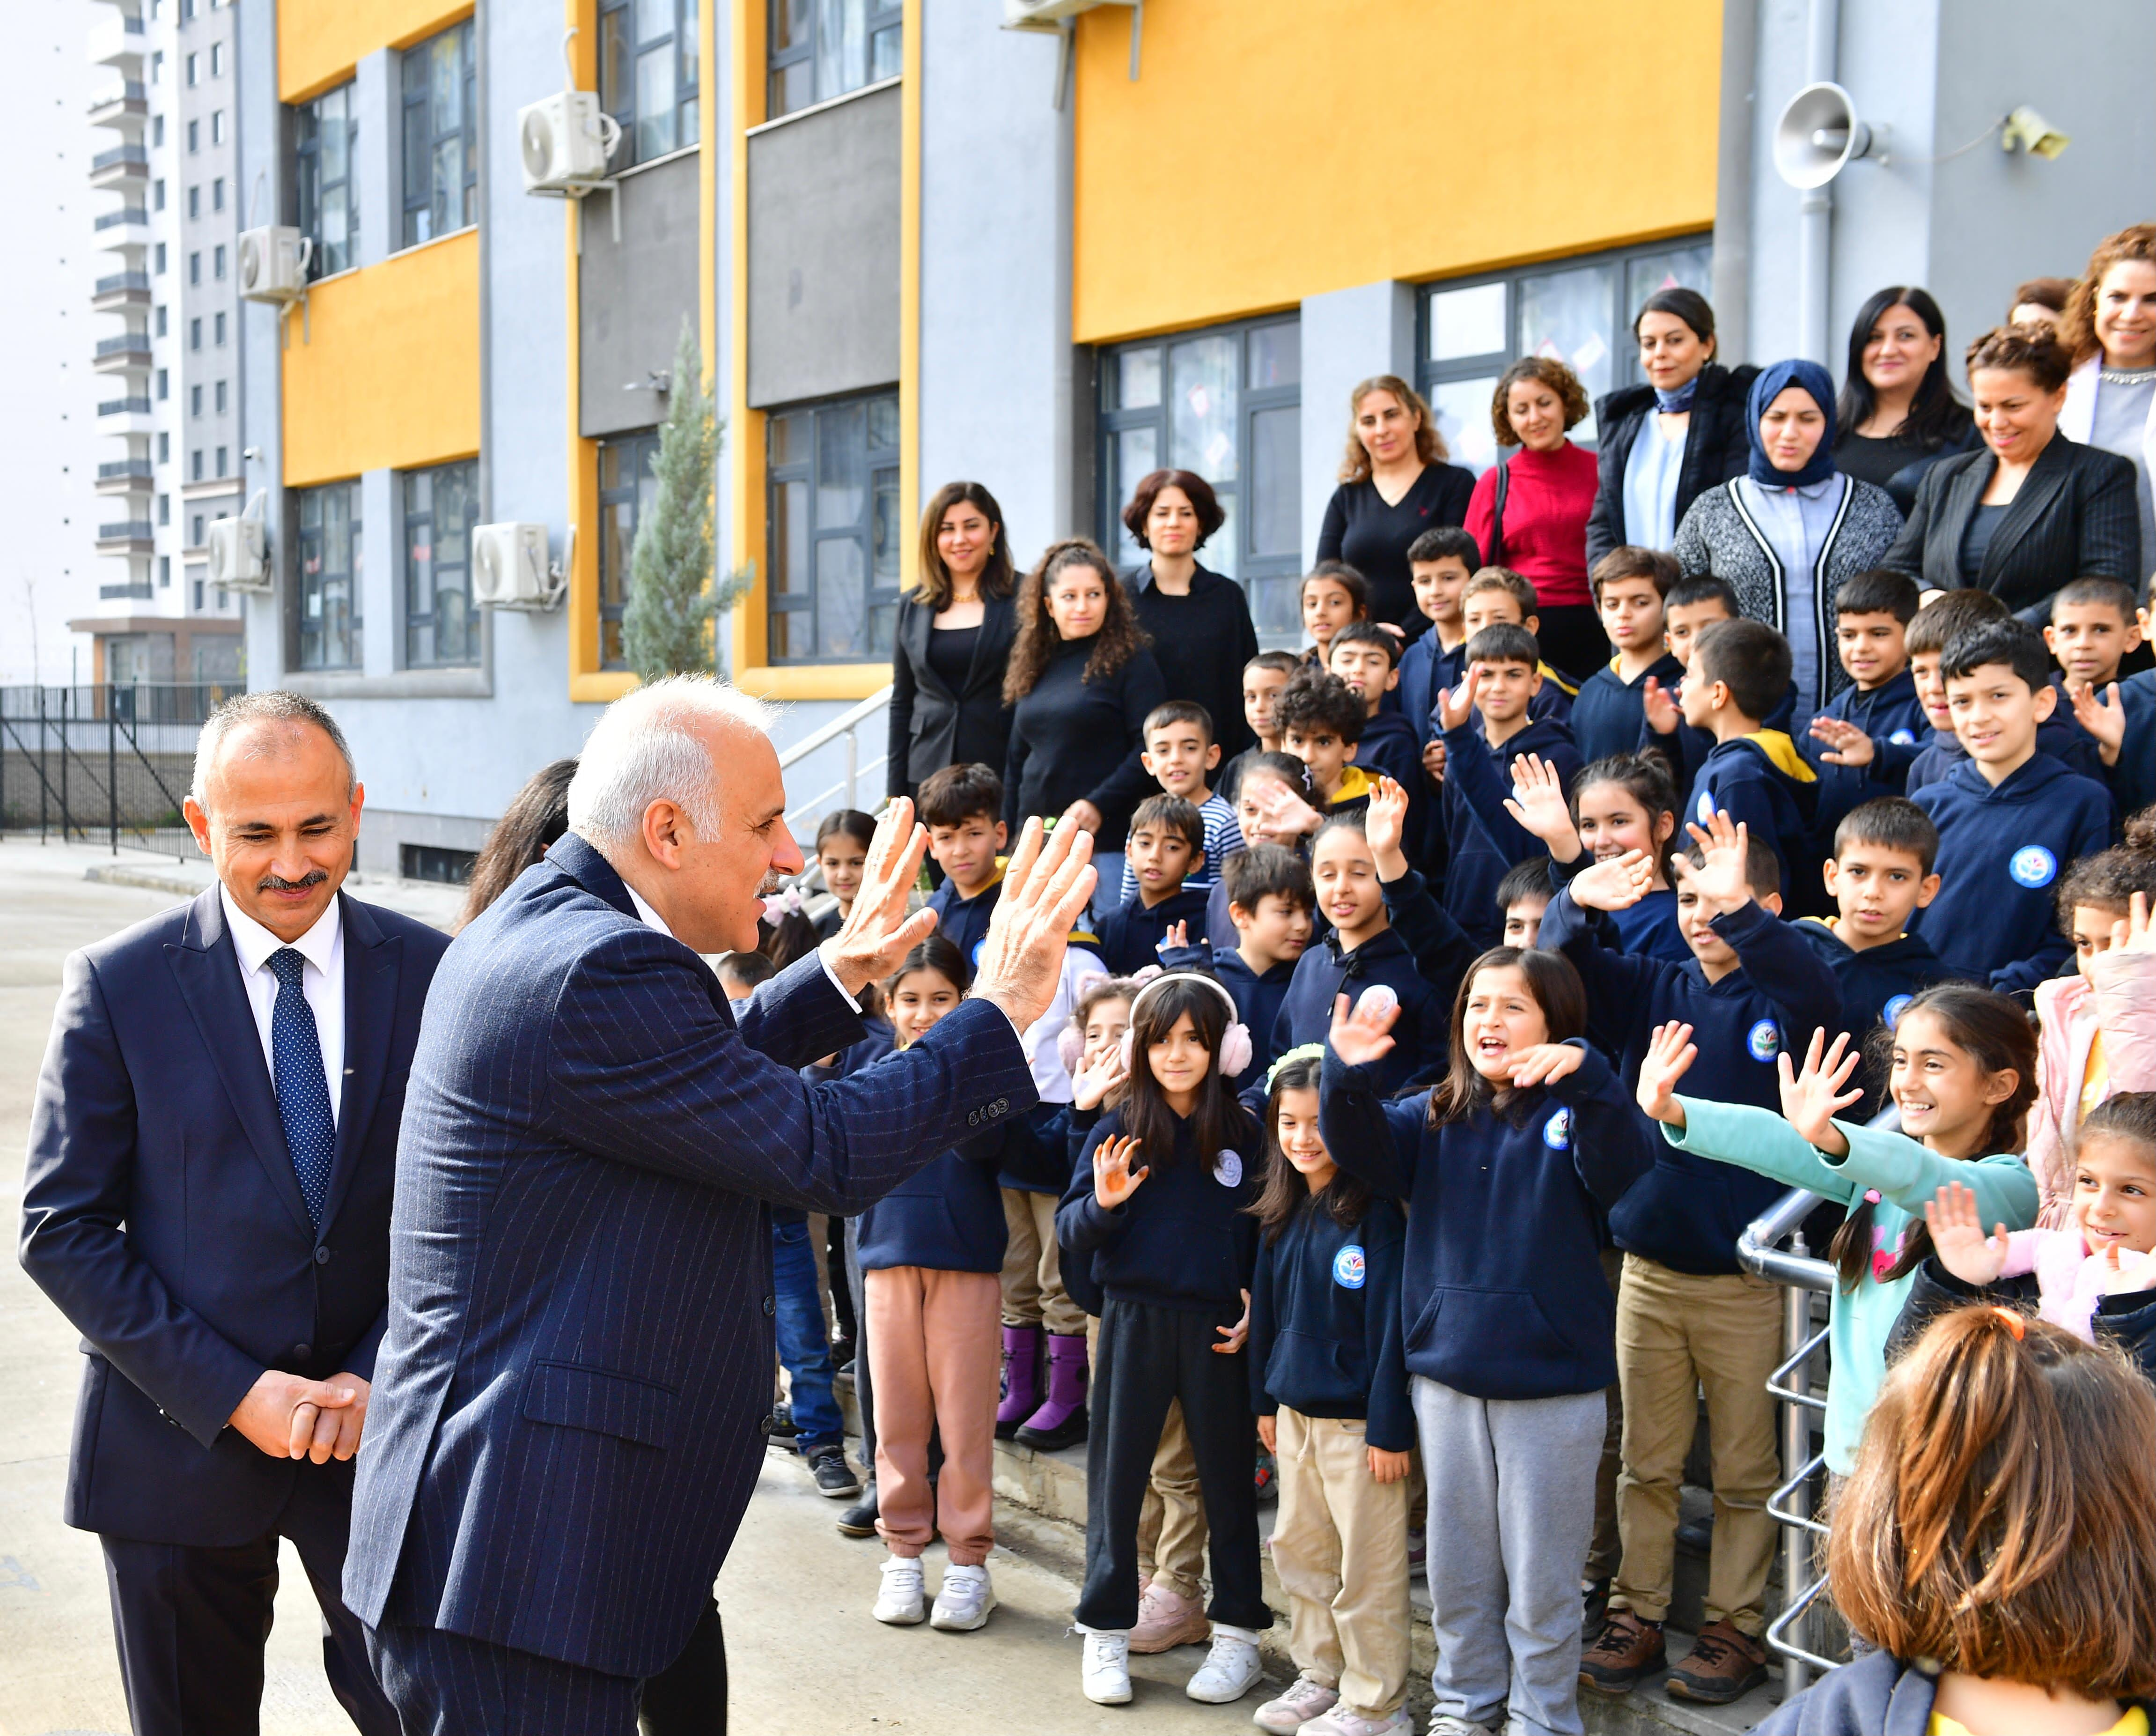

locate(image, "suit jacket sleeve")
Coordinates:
19 950 265 1449
1881 461 1943 581
545 929 1035 1215
735 950 868 1070
887 628 919 801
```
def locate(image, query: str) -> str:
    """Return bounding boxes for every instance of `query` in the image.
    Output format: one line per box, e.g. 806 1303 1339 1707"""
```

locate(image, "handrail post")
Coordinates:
1781 1228 1814 1699
843 723 857 813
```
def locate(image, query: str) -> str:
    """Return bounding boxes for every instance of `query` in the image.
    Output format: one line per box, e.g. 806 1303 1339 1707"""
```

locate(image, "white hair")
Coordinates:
566 674 779 851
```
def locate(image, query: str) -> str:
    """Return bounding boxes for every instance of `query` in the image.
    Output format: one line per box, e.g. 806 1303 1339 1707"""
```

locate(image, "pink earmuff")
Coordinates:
1056 1021 1087 1075
1118 972 1253 1079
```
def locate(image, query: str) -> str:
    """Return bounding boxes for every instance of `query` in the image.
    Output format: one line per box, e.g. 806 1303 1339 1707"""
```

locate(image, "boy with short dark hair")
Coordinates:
1159 842 1316 1080
1459 567 1577 724
1496 857 1553 948
1800 567 1926 784
1117 701 1242 904
1637 575 1797 798
1572 547 1684 764
1679 618 1821 910
1901 588 2104 793
2055 576 2156 819
1912 619 2116 995
1218 650 1306 807
1329 622 1423 795
1398 526 1482 726
920 762 1008 972
1096 793 1213 975
1275 670 1374 819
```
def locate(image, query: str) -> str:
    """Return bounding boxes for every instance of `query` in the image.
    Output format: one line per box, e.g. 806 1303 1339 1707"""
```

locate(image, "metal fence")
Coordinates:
0 683 236 858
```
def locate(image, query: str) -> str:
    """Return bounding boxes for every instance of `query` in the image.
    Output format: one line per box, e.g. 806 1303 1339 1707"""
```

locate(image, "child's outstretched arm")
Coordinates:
1442 720 1581 866
1641 1021 1869 1204
1538 862 1663 1057
1368 777 1477 988
1316 994 1421 1200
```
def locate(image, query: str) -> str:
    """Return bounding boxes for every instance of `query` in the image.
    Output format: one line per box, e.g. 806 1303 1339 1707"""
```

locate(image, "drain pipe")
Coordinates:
1797 0 1838 362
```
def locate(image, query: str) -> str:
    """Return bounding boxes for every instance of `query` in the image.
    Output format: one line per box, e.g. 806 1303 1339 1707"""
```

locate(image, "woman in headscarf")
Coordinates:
1672 359 1905 718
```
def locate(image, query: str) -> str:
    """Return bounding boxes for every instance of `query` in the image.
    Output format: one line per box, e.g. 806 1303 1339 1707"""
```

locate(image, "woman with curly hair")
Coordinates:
1464 356 1604 681
1315 375 1476 634
1001 538 1166 864
2058 224 2156 576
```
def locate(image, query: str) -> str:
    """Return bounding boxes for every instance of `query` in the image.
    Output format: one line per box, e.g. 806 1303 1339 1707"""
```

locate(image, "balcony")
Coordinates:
88 82 147 127
96 458 155 495
100 581 156 601
93 333 153 374
95 207 152 256
97 396 157 435
94 207 149 232
88 14 147 71
92 270 151 310
88 144 149 191
96 520 156 552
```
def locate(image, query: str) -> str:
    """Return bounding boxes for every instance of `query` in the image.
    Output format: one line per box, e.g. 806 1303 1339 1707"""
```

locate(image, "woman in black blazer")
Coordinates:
1882 325 2142 619
886 481 1019 803
1314 373 1476 631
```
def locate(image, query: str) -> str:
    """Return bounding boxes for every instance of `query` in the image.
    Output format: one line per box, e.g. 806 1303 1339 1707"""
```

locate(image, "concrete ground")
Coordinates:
0 838 1247 1735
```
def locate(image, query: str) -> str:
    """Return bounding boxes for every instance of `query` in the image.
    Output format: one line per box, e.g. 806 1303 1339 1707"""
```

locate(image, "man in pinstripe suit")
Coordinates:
346 676 1097 1734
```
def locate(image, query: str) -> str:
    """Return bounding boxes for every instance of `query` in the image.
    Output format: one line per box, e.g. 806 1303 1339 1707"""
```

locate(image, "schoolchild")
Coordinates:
1277 671 1376 820
1058 975 1272 1707
2057 576 2156 818
1631 985 2039 1481
1911 619 2116 996
1247 1049 1415 1736
860 937 1012 1633
1161 843 1316 1082
920 762 1008 975
1551 818 1842 1705
1116 701 1242 904
1098 793 1213 975
1321 949 1655 1736
1330 623 1424 797
1302 562 1370 667
1397 526 1481 735
1571 547 1684 766
1637 575 1796 800
1799 569 1928 830
810 808 876 941
1457 566 1578 726
1903 587 2104 791
1220 650 1306 808
1507 752 1688 963
1752 1305 2156 1736
1210 751 1326 944
1497 858 1553 949
1680 617 1822 910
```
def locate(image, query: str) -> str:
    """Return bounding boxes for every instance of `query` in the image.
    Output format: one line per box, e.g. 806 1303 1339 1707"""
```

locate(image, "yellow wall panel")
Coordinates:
279 0 473 102
282 230 481 486
1071 0 1722 343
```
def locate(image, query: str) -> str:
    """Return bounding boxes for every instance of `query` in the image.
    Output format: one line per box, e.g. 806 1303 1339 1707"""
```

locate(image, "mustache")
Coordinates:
757 871 786 899
258 869 330 894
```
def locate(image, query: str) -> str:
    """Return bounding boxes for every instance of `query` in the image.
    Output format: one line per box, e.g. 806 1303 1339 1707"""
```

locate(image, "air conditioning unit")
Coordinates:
1002 0 1127 30
237 226 310 304
208 516 270 592
473 522 565 611
520 91 619 193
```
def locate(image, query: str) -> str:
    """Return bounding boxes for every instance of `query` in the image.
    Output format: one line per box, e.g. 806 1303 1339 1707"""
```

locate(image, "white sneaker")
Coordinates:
1081 1628 1133 1705
1302 1707 1414 1736
1185 1629 1265 1703
1252 1670 1339 1732
1425 1716 1495 1736
929 1563 996 1631
872 1553 926 1625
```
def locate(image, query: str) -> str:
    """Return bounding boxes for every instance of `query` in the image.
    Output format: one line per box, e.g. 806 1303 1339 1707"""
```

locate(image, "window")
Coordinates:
155 241 167 273
214 381 227 413
765 392 902 664
152 114 164 148
187 118 199 152
401 844 477 885
296 480 363 670
191 512 205 544
155 304 167 337
598 0 699 168
158 431 169 462
213 177 224 210
156 368 169 399
188 251 200 284
188 184 200 219
189 317 200 349
193 576 203 608
211 111 224 144
216 447 228 476
294 83 357 279
1416 236 1714 474
402 459 479 667
1099 315 1303 634
186 52 198 86
596 430 659 669
154 177 166 210
162 556 172 589
401 22 475 246
191 448 202 479
767 0 900 119
213 245 225 279
214 312 225 344
190 384 202 417
152 50 164 83
211 43 223 77
158 494 170 525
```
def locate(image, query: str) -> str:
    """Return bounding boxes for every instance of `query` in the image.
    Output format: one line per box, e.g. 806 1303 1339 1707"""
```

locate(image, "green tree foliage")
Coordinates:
623 318 721 681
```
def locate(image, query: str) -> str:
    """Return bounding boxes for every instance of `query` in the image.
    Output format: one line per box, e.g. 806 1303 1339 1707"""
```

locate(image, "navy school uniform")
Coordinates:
1571 652 1685 767
1437 714 1582 948
1638 680 1798 810
1688 732 1822 915
2111 670 2156 819
1540 888 1845 1276
1248 1194 1413 1453
1157 941 1303 1083
1096 883 1212 976
1793 918 1972 1105
1803 666 1927 835
1317 1043 1654 1399
1355 708 1424 795
927 872 1003 982
1397 632 1465 746
854 1128 1012 1274
1904 703 2106 796
1910 751 2115 996
1550 854 1689 962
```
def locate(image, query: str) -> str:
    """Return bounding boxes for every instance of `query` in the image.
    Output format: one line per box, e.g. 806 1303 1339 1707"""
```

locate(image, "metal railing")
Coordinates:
99 459 155 480
776 685 891 831
91 145 148 171
95 271 151 295
1 683 241 858
94 207 150 230
98 396 153 416
95 333 151 357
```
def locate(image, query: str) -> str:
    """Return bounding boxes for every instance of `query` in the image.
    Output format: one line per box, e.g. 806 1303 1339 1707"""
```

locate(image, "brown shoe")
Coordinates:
1665 1618 1768 1704
1127 1581 1210 1653
1578 1609 1665 1696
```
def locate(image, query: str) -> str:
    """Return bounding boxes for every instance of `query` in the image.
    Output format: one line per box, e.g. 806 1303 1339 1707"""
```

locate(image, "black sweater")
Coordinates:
1097 885 1213 976
1126 561 1260 757
1316 464 1478 630
1003 635 1167 839
1249 1193 1413 1451
1584 362 1760 567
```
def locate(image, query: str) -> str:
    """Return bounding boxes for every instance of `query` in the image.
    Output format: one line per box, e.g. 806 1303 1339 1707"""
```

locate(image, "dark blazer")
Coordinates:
18 886 449 1549
344 834 1036 1678
1124 560 1260 757
886 591 1018 800
1584 362 1761 566
1881 431 2143 617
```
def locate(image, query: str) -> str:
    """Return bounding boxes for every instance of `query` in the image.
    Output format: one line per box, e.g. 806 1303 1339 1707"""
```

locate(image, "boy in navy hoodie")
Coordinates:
1396 526 1480 738
1571 547 1684 765
2055 576 2156 820
1901 588 2106 793
1912 618 2116 996
1278 670 1377 821
1159 842 1314 1081
1457 568 1577 727
1640 575 1800 802
1548 814 1844 1704
1331 622 1424 793
1680 617 1822 913
1802 569 1928 834
1436 621 1583 947
1096 793 1213 974
920 761 1008 975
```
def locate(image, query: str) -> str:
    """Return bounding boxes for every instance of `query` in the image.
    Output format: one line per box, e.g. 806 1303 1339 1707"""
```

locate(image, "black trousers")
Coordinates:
1532 602 1611 690
1076 1295 1270 1633
640 1601 728 1736
99 1462 399 1736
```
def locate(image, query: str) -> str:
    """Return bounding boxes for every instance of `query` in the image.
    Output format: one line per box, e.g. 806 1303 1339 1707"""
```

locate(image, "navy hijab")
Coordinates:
1745 359 1839 488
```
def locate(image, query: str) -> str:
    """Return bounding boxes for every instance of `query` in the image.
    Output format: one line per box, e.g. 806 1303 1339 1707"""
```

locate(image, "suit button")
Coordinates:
762 1295 776 1318
314 1247 331 1265
967 1110 980 1127
293 1343 312 1361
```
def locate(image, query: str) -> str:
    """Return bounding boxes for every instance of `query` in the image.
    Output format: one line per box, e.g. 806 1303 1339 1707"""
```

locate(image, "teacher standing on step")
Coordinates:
345 675 1096 1736
1316 374 1476 635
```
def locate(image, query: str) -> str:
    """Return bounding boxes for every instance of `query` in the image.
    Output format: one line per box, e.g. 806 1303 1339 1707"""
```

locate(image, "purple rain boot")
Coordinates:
996 1325 1043 1440
1014 1331 1089 1452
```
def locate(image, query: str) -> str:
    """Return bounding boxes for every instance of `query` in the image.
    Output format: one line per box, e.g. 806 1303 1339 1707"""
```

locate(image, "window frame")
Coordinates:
294 81 357 280
765 0 902 121
598 0 700 170
596 429 661 671
401 459 481 669
764 390 902 667
294 479 364 672
400 20 477 249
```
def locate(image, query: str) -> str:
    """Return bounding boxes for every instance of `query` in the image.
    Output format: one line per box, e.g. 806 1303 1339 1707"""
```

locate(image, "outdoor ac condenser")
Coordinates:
236 227 310 304
208 517 271 592
519 91 618 193
472 523 565 611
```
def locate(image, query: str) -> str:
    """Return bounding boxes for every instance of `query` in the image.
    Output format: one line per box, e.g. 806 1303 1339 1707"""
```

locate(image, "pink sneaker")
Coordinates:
1127 1581 1209 1653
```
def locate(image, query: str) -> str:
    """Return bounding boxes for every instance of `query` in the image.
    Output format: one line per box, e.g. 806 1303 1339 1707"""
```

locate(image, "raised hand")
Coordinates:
1508 1043 1585 1090
1636 1020 1698 1127
1569 849 1655 913
1213 1288 1251 1355
1091 1133 1150 1209
1327 990 1399 1070
1364 776 1410 879
1922 1182 2010 1286
2072 681 2127 766
1502 754 1581 861
1641 675 1679 737
1775 1027 1862 1156
1160 919 1190 954
2111 890 2156 956
1421 738 1449 785
969 815 1099 1033
2100 1239 2156 1298
1435 668 1483 736
1674 811 1753 916
821 795 939 994
1072 1039 1128 1112
1807 716 1876 768
1250 775 1324 844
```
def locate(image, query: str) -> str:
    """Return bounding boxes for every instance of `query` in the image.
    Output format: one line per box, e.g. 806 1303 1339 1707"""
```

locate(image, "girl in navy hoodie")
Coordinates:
1057 972 1270 1708
1508 750 1691 962
858 936 1011 1635
1323 947 1654 1736
1246 1048 1415 1736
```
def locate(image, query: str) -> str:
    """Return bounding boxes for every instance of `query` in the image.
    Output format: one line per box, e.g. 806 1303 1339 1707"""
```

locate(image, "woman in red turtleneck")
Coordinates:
1465 356 1603 682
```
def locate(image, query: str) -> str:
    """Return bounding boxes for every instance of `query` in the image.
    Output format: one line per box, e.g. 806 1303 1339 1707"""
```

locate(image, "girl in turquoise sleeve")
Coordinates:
1633 983 2040 1475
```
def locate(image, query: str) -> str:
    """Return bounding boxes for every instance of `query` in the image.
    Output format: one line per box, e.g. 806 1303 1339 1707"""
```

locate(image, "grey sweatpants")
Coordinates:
1413 1376 1604 1736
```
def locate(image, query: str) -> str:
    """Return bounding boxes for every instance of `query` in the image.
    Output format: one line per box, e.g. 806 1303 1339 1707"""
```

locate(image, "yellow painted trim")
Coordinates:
699 0 720 672
571 671 639 703
734 664 891 702
898 0 920 599
278 0 474 105
563 0 609 697
727 0 765 681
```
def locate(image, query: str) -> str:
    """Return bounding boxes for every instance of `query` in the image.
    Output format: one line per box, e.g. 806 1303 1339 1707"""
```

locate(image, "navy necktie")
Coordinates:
268 948 335 1226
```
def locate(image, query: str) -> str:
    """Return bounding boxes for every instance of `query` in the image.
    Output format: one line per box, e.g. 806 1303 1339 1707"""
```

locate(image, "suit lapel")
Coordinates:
165 886 316 1240
1939 456 1994 590
903 600 957 704
323 893 397 1228
958 593 1010 699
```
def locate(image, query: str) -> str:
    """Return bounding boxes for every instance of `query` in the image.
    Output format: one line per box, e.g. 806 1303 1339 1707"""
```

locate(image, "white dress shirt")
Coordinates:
623 881 863 1012
220 885 345 1125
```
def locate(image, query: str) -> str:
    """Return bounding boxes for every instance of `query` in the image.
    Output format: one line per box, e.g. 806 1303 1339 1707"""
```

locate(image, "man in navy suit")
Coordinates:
20 691 450 1736
345 675 1097 1734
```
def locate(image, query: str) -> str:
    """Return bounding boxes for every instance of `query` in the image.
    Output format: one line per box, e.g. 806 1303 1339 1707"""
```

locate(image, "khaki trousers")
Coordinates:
1271 1408 1411 1718
866 1266 1002 1567
999 1187 1088 1336
1611 1255 1782 1634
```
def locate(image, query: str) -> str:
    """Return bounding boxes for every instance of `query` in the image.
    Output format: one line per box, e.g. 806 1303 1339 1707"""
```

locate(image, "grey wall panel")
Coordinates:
579 152 702 439
746 84 902 409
